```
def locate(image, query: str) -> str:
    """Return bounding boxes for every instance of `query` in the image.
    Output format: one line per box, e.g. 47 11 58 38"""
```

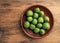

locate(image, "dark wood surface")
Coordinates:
0 0 60 43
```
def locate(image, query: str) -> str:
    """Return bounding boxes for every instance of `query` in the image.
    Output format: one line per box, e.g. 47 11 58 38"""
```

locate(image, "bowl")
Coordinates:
21 5 54 39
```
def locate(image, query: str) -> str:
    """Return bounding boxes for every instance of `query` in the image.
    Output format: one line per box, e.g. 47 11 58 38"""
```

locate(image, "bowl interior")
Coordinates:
21 5 54 38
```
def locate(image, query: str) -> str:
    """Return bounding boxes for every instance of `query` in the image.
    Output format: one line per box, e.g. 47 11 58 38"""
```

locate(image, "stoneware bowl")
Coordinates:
21 5 54 39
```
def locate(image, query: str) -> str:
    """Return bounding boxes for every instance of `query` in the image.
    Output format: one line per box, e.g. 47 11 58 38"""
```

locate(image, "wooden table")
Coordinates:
0 0 60 43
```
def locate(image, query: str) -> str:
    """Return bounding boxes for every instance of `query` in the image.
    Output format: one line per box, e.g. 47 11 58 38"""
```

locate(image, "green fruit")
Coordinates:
27 17 33 22
24 21 30 28
43 23 50 30
37 23 42 28
34 7 40 13
39 11 44 17
33 13 39 18
44 16 49 22
27 10 33 17
39 29 45 35
38 17 44 23
30 24 35 30
34 28 40 33
32 19 37 25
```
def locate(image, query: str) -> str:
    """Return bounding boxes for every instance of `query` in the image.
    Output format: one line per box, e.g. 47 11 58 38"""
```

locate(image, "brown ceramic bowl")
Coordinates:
21 5 54 39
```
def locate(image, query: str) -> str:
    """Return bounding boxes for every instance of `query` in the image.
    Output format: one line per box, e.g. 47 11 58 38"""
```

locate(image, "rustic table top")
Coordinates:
0 0 60 43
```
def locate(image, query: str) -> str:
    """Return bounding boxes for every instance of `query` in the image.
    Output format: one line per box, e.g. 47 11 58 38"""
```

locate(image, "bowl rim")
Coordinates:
21 5 54 39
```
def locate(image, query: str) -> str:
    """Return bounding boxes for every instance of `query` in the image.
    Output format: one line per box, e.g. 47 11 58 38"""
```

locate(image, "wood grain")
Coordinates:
0 0 60 43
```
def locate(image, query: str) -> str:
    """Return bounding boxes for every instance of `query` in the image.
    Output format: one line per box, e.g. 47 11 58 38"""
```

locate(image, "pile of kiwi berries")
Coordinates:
24 7 50 35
